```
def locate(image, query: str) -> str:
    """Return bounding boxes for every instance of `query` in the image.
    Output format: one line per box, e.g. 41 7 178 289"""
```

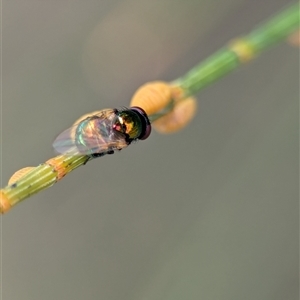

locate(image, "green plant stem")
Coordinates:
172 2 299 97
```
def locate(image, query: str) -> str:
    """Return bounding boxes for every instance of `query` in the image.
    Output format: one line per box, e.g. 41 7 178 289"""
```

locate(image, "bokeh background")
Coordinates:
1 1 299 299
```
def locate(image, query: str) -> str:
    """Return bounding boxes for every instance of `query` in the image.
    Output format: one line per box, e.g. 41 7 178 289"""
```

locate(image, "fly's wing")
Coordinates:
53 109 128 156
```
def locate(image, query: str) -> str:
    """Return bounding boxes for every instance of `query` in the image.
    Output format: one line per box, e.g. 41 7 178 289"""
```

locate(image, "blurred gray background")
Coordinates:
1 1 299 299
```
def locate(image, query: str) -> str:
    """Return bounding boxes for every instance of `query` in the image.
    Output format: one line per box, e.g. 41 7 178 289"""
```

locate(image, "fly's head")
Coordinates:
113 107 151 142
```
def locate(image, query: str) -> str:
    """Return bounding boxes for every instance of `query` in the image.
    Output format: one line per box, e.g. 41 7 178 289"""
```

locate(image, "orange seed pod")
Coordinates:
152 96 197 133
130 81 197 133
130 81 173 116
8 167 35 185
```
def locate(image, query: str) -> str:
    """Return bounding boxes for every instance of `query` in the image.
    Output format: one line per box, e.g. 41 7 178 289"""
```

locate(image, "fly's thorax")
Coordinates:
74 111 128 156
113 107 151 141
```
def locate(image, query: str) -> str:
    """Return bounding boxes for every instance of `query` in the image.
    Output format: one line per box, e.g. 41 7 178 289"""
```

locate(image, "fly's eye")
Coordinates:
115 111 140 139
130 107 151 140
114 108 151 140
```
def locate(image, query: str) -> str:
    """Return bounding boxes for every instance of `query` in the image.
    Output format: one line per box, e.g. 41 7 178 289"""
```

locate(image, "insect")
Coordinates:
53 106 151 159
